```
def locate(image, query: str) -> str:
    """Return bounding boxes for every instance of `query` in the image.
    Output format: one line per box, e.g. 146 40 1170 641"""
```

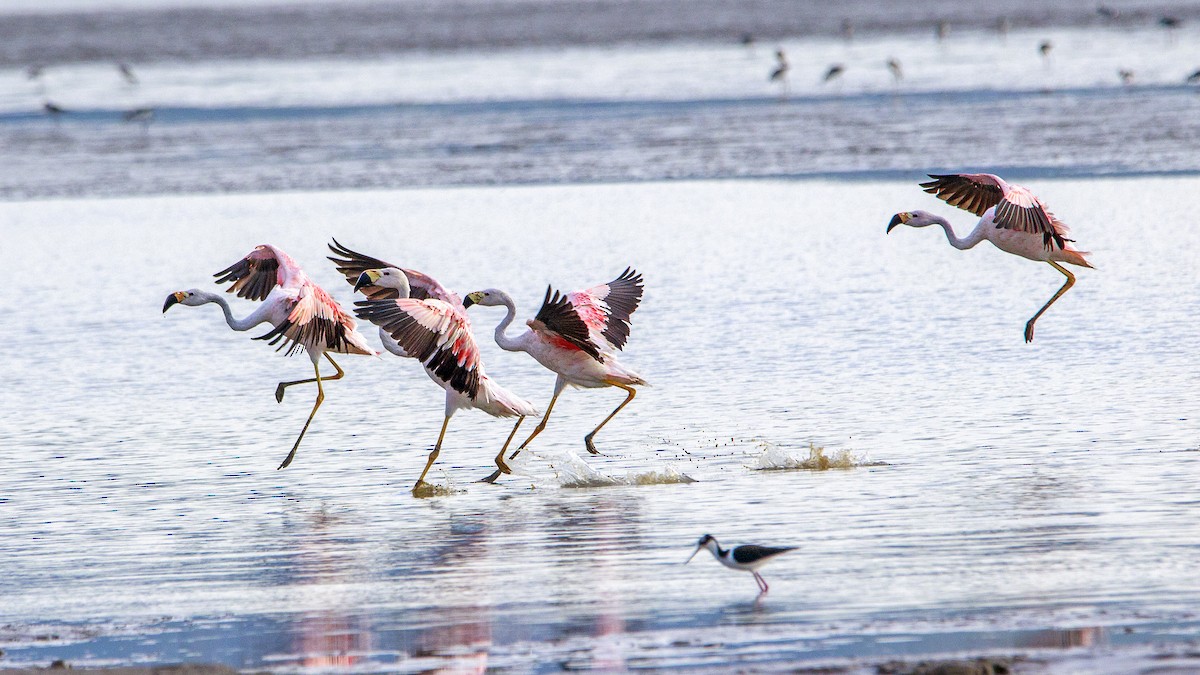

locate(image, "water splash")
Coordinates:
411 480 467 499
531 449 697 488
750 441 882 471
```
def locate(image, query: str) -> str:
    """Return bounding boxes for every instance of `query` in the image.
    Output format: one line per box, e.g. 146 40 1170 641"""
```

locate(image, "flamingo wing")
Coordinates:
214 250 281 301
532 286 604 361
327 239 458 304
568 267 644 352
255 284 373 357
354 298 481 398
920 173 1068 250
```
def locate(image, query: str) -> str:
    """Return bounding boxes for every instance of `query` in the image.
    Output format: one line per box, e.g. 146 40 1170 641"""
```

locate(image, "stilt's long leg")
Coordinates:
583 383 637 455
1024 261 1076 343
276 354 344 403
277 359 325 470
754 572 768 593
510 377 567 460
480 416 526 484
413 414 452 491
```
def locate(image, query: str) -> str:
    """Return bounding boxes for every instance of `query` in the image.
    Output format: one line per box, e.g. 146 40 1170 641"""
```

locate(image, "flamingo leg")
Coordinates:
413 414 452 492
583 383 637 455
480 416 526 484
275 353 344 403
1024 261 1076 343
277 360 325 470
510 377 567 460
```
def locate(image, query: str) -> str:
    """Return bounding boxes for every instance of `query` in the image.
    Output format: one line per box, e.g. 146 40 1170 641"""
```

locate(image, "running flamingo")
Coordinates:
327 241 538 492
163 244 375 469
888 173 1092 342
462 269 646 482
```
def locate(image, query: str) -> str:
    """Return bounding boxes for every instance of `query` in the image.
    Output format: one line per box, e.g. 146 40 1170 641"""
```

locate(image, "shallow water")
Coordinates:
2 177 1200 672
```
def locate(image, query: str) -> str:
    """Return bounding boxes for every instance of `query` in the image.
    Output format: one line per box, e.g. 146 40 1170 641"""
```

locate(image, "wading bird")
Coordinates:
685 534 796 593
888 173 1092 342
822 64 845 83
769 48 789 86
462 269 646 482
887 58 903 84
1186 69 1200 84
117 62 138 85
327 240 538 492
164 244 375 469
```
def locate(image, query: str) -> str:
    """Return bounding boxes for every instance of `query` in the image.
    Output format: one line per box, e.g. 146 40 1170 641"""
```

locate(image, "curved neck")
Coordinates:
200 292 265 331
936 215 985 250
491 292 525 352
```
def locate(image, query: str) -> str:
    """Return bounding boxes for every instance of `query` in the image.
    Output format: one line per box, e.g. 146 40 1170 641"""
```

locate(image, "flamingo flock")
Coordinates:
164 172 1088 493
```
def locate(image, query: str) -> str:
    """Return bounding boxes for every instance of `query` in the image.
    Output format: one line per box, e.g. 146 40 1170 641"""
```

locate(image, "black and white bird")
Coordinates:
769 49 789 82
822 63 845 83
685 534 796 593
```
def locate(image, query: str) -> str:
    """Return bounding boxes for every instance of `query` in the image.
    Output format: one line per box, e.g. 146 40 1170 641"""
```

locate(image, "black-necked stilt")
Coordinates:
822 64 844 83
887 58 903 84
769 49 789 82
43 101 65 116
685 534 795 593
123 107 155 125
1187 69 1200 84
117 62 138 85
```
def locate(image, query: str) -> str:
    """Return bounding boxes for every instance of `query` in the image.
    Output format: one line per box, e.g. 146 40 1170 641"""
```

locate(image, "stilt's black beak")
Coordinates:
353 272 373 294
887 213 904 233
162 293 182 313
462 296 475 308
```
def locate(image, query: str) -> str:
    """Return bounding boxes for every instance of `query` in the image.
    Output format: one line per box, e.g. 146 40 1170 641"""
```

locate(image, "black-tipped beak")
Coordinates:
887 213 904 233
462 296 475 309
353 272 373 294
162 292 182 313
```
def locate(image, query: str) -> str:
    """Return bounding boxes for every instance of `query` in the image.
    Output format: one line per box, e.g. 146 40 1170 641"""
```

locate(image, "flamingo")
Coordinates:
888 173 1092 342
326 241 538 492
163 244 375 469
462 269 646 482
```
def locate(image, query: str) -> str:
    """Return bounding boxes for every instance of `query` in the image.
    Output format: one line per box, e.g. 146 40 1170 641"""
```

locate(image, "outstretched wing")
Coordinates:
567 267 643 352
327 239 457 304
255 285 373 357
354 298 481 398
532 286 604 361
920 173 1068 250
214 250 280 301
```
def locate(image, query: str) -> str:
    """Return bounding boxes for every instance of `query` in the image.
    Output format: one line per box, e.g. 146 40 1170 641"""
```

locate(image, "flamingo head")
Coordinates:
162 289 208 313
685 534 718 564
354 267 410 295
462 289 504 309
887 210 940 232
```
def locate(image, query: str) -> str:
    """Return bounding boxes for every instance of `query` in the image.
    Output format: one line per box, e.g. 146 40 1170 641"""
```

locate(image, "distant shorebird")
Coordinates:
43 101 65 116
26 64 44 80
1187 69 1200 84
165 244 376 470
123 107 154 125
887 58 903 83
935 20 949 41
1159 16 1181 30
822 64 845 83
1118 69 1134 85
686 535 796 593
888 173 1092 342
769 49 789 82
1097 5 1120 20
1039 40 1054 58
117 62 138 85
740 32 755 48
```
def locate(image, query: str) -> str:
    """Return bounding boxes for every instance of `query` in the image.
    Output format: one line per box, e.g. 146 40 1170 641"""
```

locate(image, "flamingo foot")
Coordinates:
585 436 600 455
479 469 504 484
1024 319 1036 343
275 383 286 403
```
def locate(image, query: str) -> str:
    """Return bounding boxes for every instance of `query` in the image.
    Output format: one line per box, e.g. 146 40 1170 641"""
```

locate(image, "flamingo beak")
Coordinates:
354 269 381 293
162 291 185 313
684 545 702 564
887 212 910 233
463 293 478 309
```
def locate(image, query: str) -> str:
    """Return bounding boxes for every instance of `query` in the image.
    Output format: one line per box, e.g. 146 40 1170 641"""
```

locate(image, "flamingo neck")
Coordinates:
491 292 525 353
201 292 261 331
936 215 985 250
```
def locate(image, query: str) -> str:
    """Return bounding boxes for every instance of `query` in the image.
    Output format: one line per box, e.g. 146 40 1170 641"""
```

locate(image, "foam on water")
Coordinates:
751 441 882 471
525 448 698 488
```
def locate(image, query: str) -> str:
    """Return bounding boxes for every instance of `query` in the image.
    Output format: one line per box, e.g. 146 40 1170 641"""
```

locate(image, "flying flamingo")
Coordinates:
888 173 1092 342
163 244 375 469
327 240 538 492
462 269 646 482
